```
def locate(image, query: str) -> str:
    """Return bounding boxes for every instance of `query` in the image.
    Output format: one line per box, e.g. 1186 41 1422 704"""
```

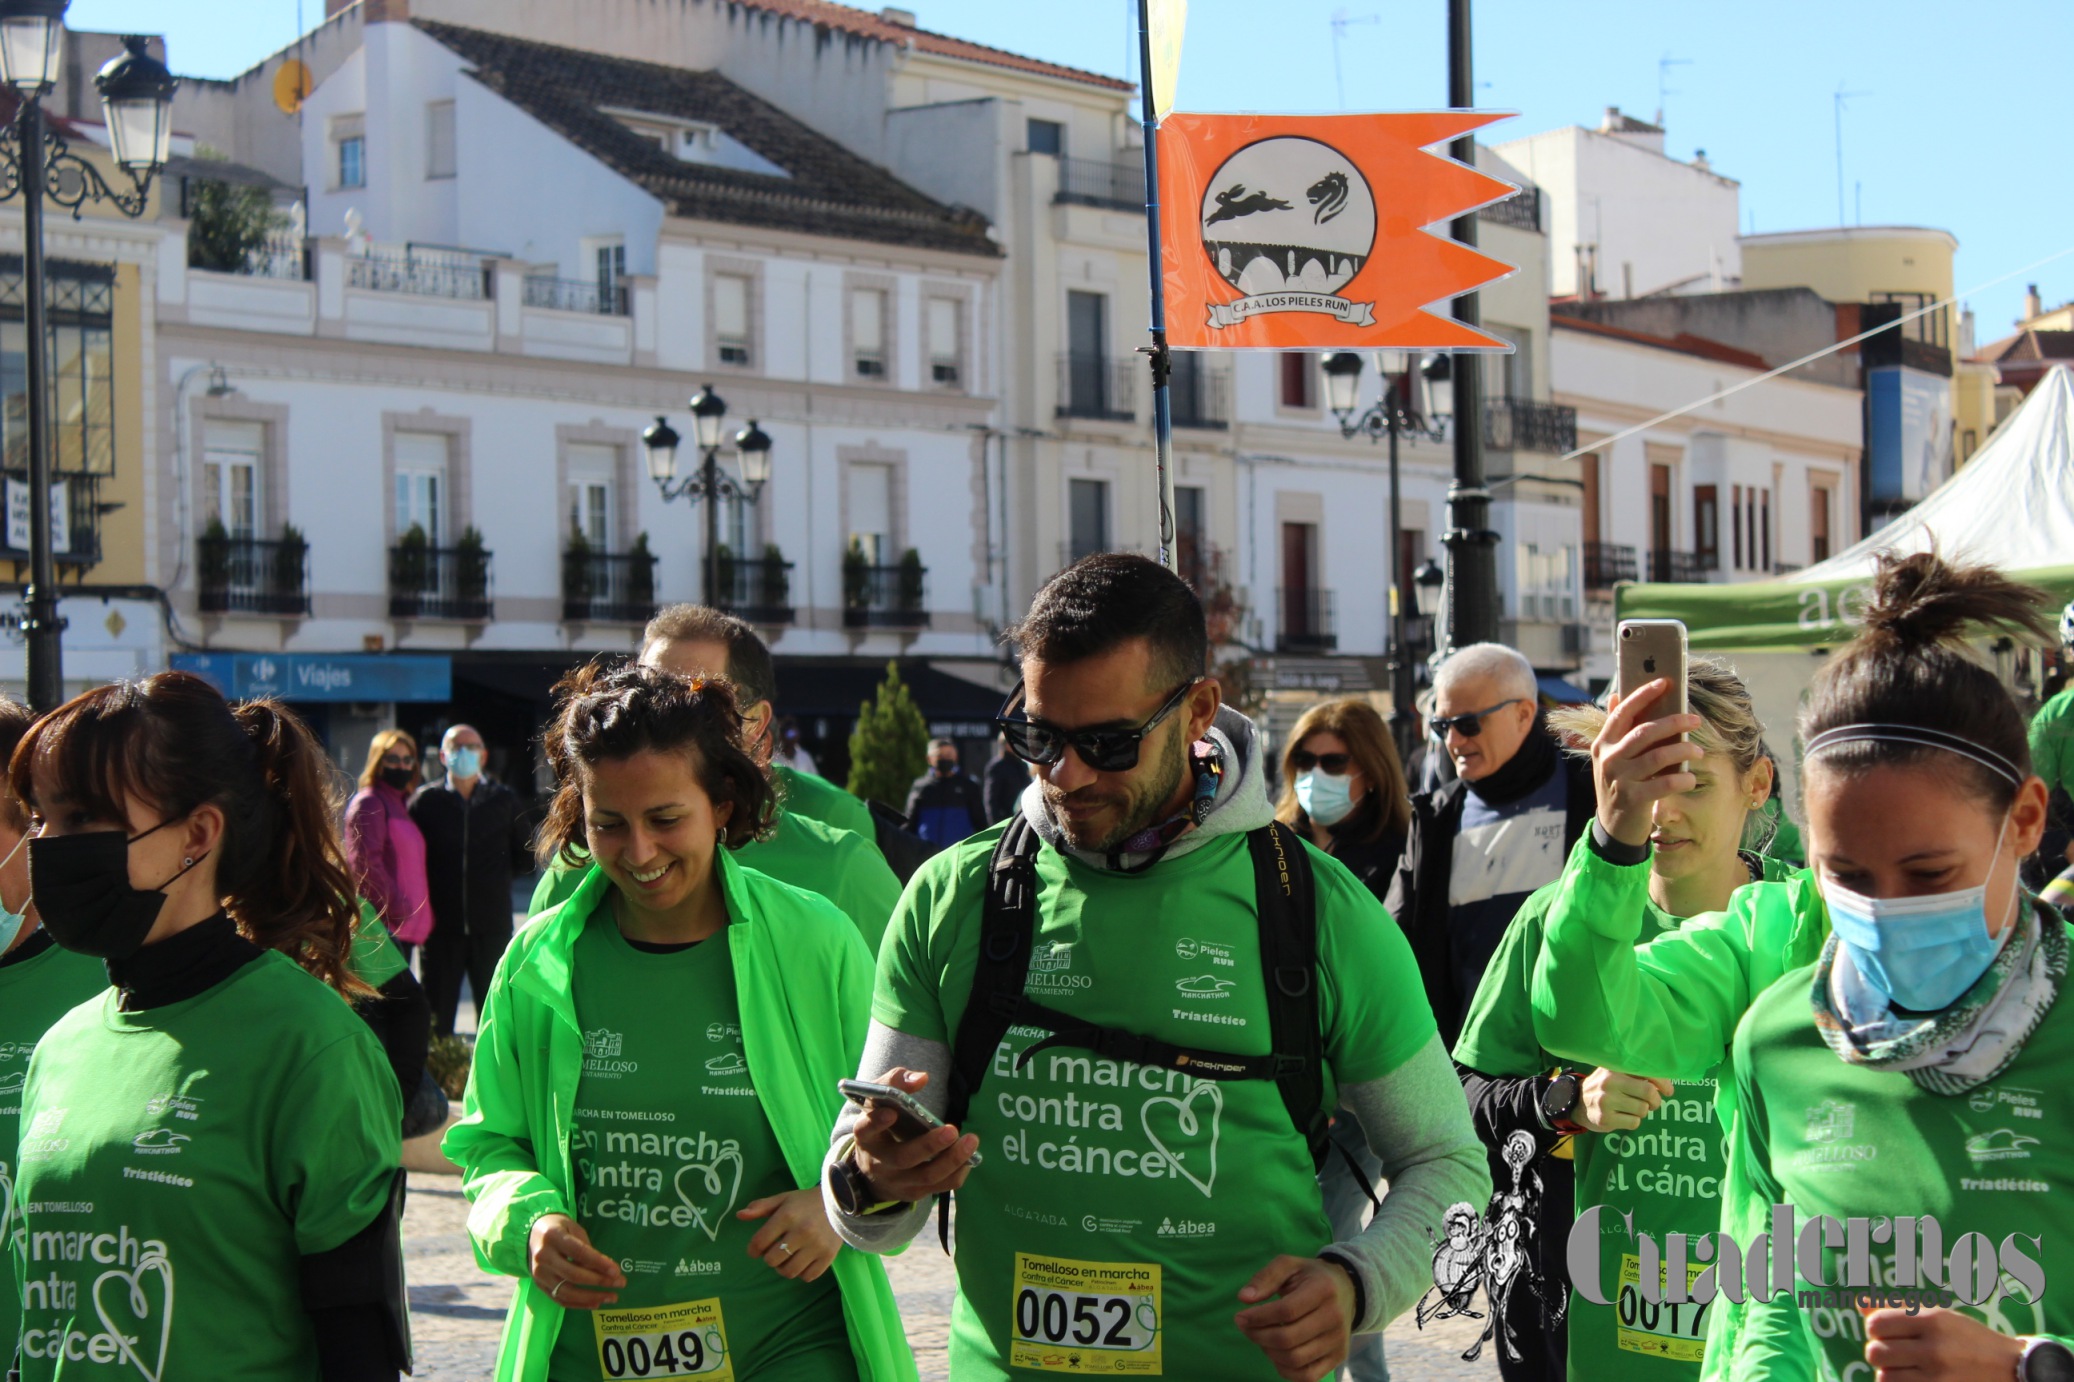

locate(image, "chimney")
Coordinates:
1692 148 1710 172
2024 284 2044 323
880 6 917 25
1600 105 1621 132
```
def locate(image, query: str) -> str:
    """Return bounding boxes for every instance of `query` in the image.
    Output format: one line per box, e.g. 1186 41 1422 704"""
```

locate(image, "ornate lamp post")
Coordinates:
0 14 174 708
1322 350 1452 758
644 384 773 607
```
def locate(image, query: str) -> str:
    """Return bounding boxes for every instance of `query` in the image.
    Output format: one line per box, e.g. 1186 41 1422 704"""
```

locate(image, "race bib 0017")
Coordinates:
1616 1253 1710 1363
593 1298 732 1380
1009 1253 1162 1374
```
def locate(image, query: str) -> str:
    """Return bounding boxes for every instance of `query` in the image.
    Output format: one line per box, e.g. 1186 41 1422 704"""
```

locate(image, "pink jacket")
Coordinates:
344 781 434 945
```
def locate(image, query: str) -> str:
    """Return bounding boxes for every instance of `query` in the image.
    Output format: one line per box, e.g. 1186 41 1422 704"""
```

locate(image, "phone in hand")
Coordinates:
838 1079 984 1167
1616 619 1689 738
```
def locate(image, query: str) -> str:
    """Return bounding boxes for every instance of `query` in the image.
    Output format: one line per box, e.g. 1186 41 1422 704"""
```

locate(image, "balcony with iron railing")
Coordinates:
389 542 494 620
347 252 492 301
1057 353 1137 421
1477 187 1543 234
1648 550 1708 584
1054 157 1146 212
842 560 929 629
0 470 103 571
199 534 311 615
715 554 796 626
1482 397 1578 454
562 549 657 624
1583 541 1638 590
1168 359 1231 430
188 227 308 281
1277 588 1338 654
524 275 629 316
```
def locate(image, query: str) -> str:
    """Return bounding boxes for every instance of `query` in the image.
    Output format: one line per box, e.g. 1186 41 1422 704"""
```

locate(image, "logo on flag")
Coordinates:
1198 137 1378 329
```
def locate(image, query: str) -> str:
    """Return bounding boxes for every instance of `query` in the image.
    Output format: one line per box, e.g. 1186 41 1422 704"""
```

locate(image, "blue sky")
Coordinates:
75 0 2073 339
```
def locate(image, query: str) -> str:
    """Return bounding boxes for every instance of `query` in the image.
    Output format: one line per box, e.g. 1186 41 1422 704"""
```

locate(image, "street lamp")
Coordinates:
648 386 774 607
0 16 175 710
1321 350 1452 758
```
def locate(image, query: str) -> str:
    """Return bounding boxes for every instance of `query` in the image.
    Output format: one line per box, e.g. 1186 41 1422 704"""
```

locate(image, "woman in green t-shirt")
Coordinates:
1453 658 1786 1382
445 663 914 1382
10 672 406 1381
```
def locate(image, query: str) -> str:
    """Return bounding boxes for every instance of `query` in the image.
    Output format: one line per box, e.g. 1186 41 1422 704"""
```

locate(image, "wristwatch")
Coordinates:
2019 1337 2074 1382
825 1150 906 1218
1539 1072 1585 1134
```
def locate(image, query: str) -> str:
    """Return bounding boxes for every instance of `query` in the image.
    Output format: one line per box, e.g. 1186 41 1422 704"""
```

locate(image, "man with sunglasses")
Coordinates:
823 553 1487 1382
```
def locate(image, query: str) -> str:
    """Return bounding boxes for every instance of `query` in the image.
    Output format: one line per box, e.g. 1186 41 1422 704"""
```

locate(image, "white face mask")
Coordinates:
1296 770 1357 827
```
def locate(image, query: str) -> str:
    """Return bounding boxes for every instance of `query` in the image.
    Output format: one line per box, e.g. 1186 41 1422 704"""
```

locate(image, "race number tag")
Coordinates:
1616 1253 1709 1363
1009 1253 1162 1374
593 1298 732 1380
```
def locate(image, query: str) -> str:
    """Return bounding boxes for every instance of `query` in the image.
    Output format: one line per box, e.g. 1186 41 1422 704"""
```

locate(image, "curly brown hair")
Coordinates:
537 661 779 871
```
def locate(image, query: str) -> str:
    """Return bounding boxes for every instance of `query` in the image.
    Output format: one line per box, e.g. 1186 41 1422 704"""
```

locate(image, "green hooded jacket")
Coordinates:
444 850 917 1382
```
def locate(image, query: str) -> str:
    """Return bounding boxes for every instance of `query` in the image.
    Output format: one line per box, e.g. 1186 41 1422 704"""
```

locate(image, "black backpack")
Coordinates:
940 816 1374 1240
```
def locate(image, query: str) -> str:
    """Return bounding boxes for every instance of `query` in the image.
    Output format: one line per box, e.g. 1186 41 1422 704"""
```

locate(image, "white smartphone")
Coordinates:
838 1078 984 1167
1616 619 1689 730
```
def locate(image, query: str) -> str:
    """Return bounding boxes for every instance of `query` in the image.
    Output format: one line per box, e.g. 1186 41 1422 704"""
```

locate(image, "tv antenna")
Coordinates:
1330 9 1382 111
1656 54 1690 127
1833 83 1871 227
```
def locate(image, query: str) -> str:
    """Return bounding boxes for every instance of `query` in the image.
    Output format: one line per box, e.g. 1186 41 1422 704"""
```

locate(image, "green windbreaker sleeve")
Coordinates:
1714 1002 1818 1382
1529 836 1757 1082
445 955 570 1280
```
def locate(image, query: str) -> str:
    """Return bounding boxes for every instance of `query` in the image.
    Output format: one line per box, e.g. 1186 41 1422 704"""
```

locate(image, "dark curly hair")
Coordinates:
537 661 778 871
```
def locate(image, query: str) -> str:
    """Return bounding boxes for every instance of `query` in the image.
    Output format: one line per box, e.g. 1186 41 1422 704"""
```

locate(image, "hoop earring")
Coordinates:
183 857 194 868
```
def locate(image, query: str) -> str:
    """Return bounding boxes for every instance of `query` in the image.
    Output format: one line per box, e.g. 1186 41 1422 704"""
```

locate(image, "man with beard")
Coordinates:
820 553 1487 1382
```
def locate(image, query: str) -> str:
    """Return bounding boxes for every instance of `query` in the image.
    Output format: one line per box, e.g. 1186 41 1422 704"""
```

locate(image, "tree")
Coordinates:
846 660 929 807
186 176 286 273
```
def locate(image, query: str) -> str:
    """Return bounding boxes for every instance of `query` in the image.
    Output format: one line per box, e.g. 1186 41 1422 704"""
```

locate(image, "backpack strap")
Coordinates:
944 814 1043 1140
1248 822 1329 1171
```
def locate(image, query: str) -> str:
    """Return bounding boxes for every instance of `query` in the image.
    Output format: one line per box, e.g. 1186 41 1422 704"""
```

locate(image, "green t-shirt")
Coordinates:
774 764 875 841
1 937 107 1357
351 900 409 988
1455 855 1794 1382
876 823 1435 1380
531 812 900 955
546 906 853 1382
2032 688 2074 800
1728 937 2074 1380
12 951 402 1381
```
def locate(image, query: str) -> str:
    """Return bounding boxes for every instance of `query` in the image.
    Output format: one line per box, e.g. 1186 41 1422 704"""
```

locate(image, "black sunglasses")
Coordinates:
994 679 1200 772
1289 750 1352 775
1428 698 1525 741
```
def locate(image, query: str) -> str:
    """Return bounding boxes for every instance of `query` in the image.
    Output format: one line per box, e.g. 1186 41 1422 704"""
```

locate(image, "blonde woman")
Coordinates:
345 729 433 957
1274 698 1413 903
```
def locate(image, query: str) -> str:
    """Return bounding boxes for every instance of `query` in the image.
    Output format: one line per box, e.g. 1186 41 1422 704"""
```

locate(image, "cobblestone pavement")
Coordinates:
402 1171 1493 1381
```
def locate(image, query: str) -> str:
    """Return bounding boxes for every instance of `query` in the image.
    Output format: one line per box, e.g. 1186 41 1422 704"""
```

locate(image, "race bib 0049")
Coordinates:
593 1298 731 1380
1009 1253 1162 1374
1616 1253 1709 1364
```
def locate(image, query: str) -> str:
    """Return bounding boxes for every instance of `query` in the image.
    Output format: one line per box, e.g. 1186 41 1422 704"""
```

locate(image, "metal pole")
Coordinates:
1442 0 1497 653
1387 388 1416 761
1136 0 1177 573
20 99 61 712
702 445 719 607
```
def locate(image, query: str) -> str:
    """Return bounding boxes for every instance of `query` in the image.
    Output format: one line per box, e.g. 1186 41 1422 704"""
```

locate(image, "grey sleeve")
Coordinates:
1332 1034 1493 1334
820 1020 951 1253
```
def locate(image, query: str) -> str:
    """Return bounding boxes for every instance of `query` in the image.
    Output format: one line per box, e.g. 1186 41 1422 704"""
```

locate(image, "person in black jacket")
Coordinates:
409 724 532 1037
903 738 987 847
1271 696 1411 1382
983 731 1031 824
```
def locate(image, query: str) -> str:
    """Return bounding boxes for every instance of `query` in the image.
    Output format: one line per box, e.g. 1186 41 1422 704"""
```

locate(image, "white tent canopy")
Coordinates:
1791 364 2074 585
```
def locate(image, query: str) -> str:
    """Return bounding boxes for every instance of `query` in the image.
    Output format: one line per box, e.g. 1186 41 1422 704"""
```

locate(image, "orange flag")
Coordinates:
1157 111 1517 351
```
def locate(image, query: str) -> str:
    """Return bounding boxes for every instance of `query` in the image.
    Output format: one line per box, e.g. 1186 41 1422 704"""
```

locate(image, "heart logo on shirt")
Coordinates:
1141 1082 1224 1198
674 1149 743 1242
93 1251 175 1382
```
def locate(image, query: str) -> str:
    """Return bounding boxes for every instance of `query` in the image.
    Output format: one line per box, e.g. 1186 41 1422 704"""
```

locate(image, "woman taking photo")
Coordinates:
1531 553 2074 1379
1453 659 1792 1381
10 672 406 1381
445 664 913 1382
346 728 433 958
1274 697 1412 901
0 696 107 1363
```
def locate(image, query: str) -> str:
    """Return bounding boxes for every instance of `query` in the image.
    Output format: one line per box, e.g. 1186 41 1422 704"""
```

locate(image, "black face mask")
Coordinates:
379 767 414 791
29 819 207 961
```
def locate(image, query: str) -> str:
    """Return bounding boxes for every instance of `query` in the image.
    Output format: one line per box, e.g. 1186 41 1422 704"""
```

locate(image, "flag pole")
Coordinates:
1136 0 1178 574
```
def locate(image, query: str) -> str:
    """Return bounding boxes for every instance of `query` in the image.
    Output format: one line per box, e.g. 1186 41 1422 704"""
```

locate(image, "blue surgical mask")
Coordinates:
1296 770 1356 828
1823 819 2015 1012
0 832 27 954
445 746 483 781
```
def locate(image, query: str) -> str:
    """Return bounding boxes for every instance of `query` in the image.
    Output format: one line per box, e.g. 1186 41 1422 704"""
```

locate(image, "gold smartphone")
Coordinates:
1616 619 1688 727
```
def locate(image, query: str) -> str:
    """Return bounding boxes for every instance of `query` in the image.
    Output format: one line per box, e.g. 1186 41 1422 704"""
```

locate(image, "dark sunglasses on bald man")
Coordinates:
993 678 1201 772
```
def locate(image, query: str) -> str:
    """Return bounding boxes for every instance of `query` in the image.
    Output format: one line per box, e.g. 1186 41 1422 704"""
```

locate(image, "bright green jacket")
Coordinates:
775 763 876 840
444 851 916 1382
529 807 900 955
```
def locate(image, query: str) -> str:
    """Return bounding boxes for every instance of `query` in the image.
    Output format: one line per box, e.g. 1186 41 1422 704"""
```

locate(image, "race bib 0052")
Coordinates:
1009 1253 1162 1374
1616 1252 1709 1364
593 1298 732 1381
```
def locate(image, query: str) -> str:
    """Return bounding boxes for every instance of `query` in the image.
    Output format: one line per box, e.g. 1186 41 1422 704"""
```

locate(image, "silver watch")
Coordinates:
2020 1337 2074 1382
